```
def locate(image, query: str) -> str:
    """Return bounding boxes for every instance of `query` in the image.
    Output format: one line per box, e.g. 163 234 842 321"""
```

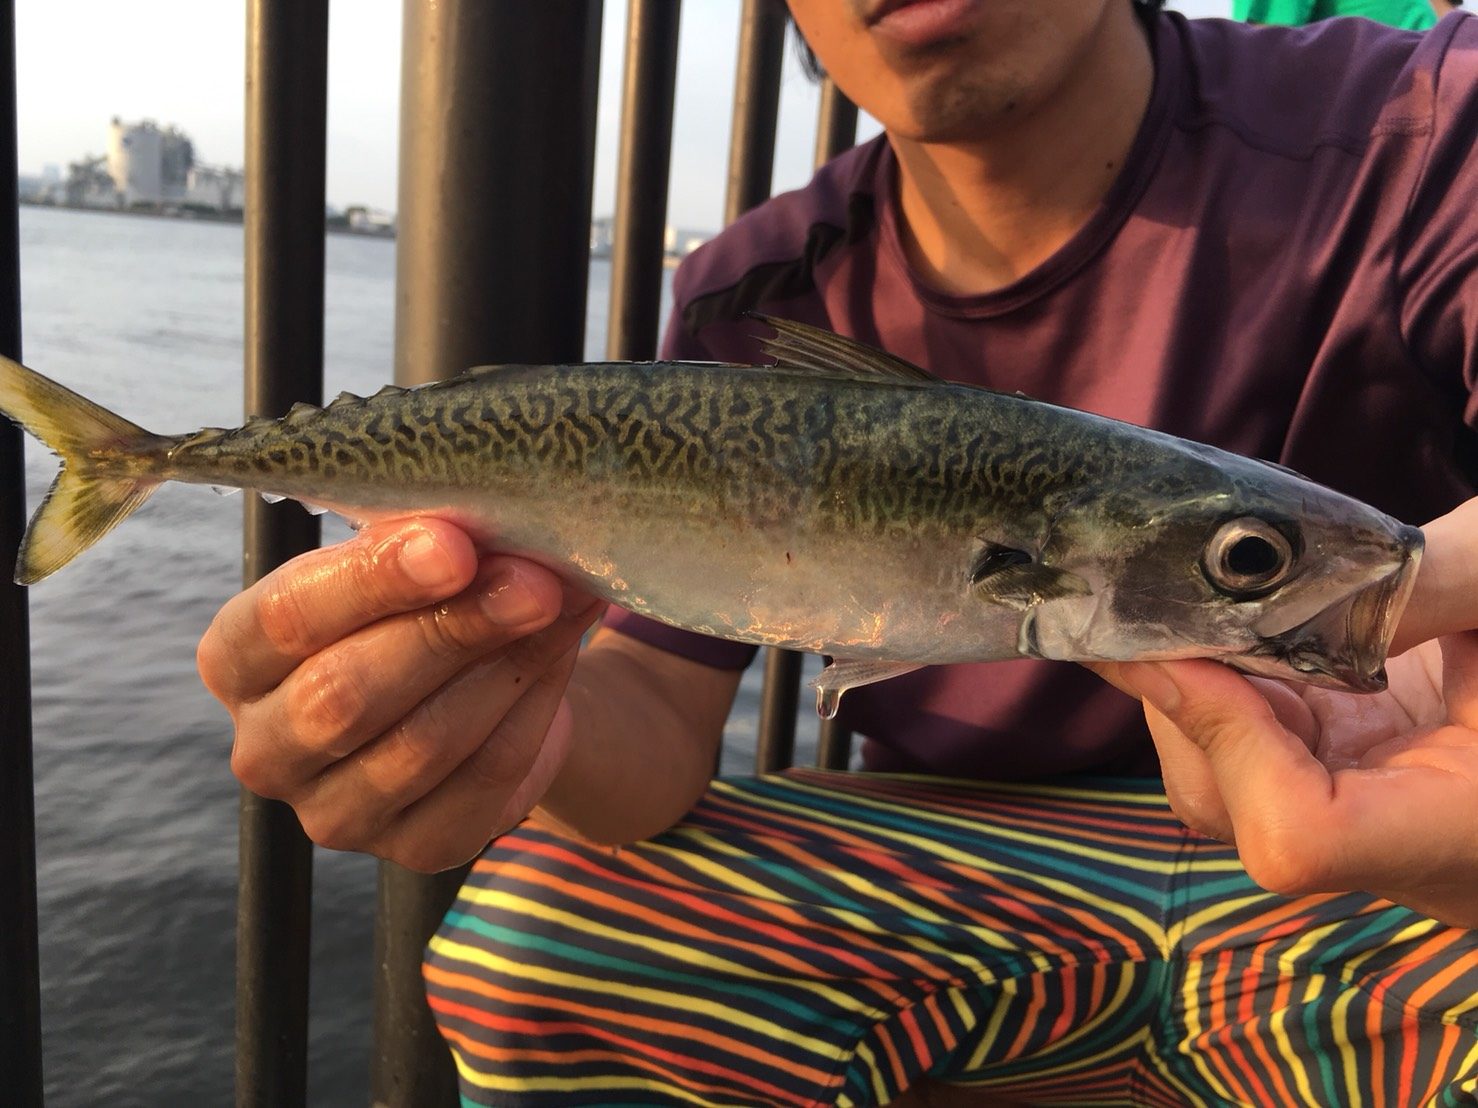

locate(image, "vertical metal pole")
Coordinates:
813 78 858 168
812 76 857 772
0 2 42 1103
725 0 793 772
607 0 682 362
724 0 786 227
756 650 802 773
373 4 603 1104
237 2 328 1105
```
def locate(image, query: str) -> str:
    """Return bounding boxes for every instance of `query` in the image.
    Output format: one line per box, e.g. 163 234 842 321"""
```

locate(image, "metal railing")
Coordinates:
0 0 42 1101
0 1 858 1103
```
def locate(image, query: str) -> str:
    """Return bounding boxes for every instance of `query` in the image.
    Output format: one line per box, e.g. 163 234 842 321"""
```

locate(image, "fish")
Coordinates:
0 317 1423 716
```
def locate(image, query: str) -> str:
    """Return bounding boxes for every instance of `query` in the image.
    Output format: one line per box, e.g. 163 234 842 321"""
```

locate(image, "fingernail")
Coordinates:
481 571 545 626
1119 662 1182 712
399 531 456 589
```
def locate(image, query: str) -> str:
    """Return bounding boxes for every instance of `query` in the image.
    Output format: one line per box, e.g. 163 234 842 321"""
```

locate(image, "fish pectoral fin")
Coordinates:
809 658 923 719
970 547 1092 611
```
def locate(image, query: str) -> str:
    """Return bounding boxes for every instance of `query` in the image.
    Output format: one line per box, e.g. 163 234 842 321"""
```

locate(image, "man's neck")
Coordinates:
890 4 1155 297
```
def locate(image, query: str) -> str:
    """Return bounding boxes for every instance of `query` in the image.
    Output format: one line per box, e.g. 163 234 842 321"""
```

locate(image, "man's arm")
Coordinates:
535 627 741 845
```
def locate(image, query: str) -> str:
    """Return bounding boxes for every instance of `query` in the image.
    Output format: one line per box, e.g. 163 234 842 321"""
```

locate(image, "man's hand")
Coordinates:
198 517 603 873
1094 498 1478 929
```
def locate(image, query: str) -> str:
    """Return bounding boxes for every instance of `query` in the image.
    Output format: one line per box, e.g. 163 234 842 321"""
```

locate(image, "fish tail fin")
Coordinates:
0 355 164 584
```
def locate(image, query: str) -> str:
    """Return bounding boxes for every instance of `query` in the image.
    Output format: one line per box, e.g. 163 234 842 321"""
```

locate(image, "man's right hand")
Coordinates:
197 517 604 873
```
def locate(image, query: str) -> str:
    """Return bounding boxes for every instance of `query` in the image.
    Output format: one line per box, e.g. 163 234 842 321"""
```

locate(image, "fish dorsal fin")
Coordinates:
284 401 320 423
327 391 361 409
371 384 407 400
751 315 941 385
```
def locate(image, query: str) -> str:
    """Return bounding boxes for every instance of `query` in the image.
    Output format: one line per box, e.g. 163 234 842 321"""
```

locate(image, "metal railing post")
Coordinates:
607 0 682 362
373 3 603 1103
724 0 794 773
237 1 329 1104
724 0 786 228
814 78 859 168
812 76 858 772
0 1 42 1102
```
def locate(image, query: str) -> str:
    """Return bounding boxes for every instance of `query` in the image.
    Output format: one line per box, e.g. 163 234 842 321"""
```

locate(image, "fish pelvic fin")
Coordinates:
0 356 165 583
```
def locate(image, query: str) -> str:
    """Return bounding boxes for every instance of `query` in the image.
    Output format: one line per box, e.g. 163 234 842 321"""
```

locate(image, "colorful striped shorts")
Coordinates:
425 771 1478 1106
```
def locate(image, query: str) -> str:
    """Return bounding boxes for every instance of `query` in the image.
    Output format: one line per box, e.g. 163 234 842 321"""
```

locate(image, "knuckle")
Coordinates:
415 604 499 660
231 737 284 799
287 662 370 752
370 718 440 792
196 627 229 697
256 578 321 659
462 728 534 790
298 807 368 855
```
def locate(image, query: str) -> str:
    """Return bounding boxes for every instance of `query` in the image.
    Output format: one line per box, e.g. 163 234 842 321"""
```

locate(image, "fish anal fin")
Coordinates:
809 658 923 719
749 315 941 385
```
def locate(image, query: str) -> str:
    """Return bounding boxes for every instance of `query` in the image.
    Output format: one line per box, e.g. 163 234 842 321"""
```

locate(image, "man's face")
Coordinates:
787 0 1118 143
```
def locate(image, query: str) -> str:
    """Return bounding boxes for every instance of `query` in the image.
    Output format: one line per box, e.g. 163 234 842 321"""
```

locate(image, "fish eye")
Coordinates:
1202 517 1296 598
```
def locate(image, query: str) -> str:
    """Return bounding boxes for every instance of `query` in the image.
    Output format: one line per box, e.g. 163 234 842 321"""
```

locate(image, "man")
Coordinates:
201 1 1478 1103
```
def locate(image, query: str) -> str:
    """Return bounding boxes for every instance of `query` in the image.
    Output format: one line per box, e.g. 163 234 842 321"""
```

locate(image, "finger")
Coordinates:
1091 662 1234 840
233 555 572 796
294 600 601 851
1390 498 1478 654
199 518 479 704
1441 630 1478 732
374 640 586 873
1131 659 1478 896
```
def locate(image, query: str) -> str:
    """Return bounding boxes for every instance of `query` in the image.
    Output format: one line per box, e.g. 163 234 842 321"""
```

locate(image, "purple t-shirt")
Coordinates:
606 10 1478 780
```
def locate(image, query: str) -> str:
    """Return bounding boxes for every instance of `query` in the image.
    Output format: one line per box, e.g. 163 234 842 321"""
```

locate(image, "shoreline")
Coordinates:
18 197 396 240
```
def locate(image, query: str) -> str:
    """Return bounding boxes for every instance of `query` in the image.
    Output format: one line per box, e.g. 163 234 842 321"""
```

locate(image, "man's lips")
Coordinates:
865 0 982 47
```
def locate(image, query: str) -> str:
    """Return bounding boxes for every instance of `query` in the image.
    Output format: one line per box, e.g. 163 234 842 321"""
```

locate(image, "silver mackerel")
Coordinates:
0 318 1423 712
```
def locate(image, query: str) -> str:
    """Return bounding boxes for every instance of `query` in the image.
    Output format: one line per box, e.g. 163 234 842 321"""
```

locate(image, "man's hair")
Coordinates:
786 1 1169 82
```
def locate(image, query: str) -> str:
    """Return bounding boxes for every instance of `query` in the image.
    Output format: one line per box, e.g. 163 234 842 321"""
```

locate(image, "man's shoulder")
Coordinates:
669 137 885 331
1170 11 1472 160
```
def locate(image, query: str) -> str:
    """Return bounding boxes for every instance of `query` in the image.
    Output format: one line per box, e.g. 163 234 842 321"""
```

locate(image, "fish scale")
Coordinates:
0 316 1423 712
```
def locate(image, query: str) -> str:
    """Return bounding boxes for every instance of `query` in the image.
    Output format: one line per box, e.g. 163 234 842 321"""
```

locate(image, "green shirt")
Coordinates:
1234 0 1437 28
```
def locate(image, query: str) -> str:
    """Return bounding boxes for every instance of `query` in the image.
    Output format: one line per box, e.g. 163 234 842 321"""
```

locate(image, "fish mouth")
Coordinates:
1232 524 1424 693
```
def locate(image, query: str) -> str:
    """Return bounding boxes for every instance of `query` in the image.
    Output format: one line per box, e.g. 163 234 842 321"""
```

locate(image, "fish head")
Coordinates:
1047 454 1423 693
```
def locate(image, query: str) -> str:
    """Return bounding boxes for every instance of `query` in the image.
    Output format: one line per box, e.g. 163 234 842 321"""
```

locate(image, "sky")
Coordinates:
15 1 1230 233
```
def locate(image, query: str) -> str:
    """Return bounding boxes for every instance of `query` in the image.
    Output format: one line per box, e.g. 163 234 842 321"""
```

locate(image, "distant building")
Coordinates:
344 205 395 234
587 216 709 260
107 117 194 207
98 117 241 214
664 225 709 258
64 154 119 209
185 164 244 212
